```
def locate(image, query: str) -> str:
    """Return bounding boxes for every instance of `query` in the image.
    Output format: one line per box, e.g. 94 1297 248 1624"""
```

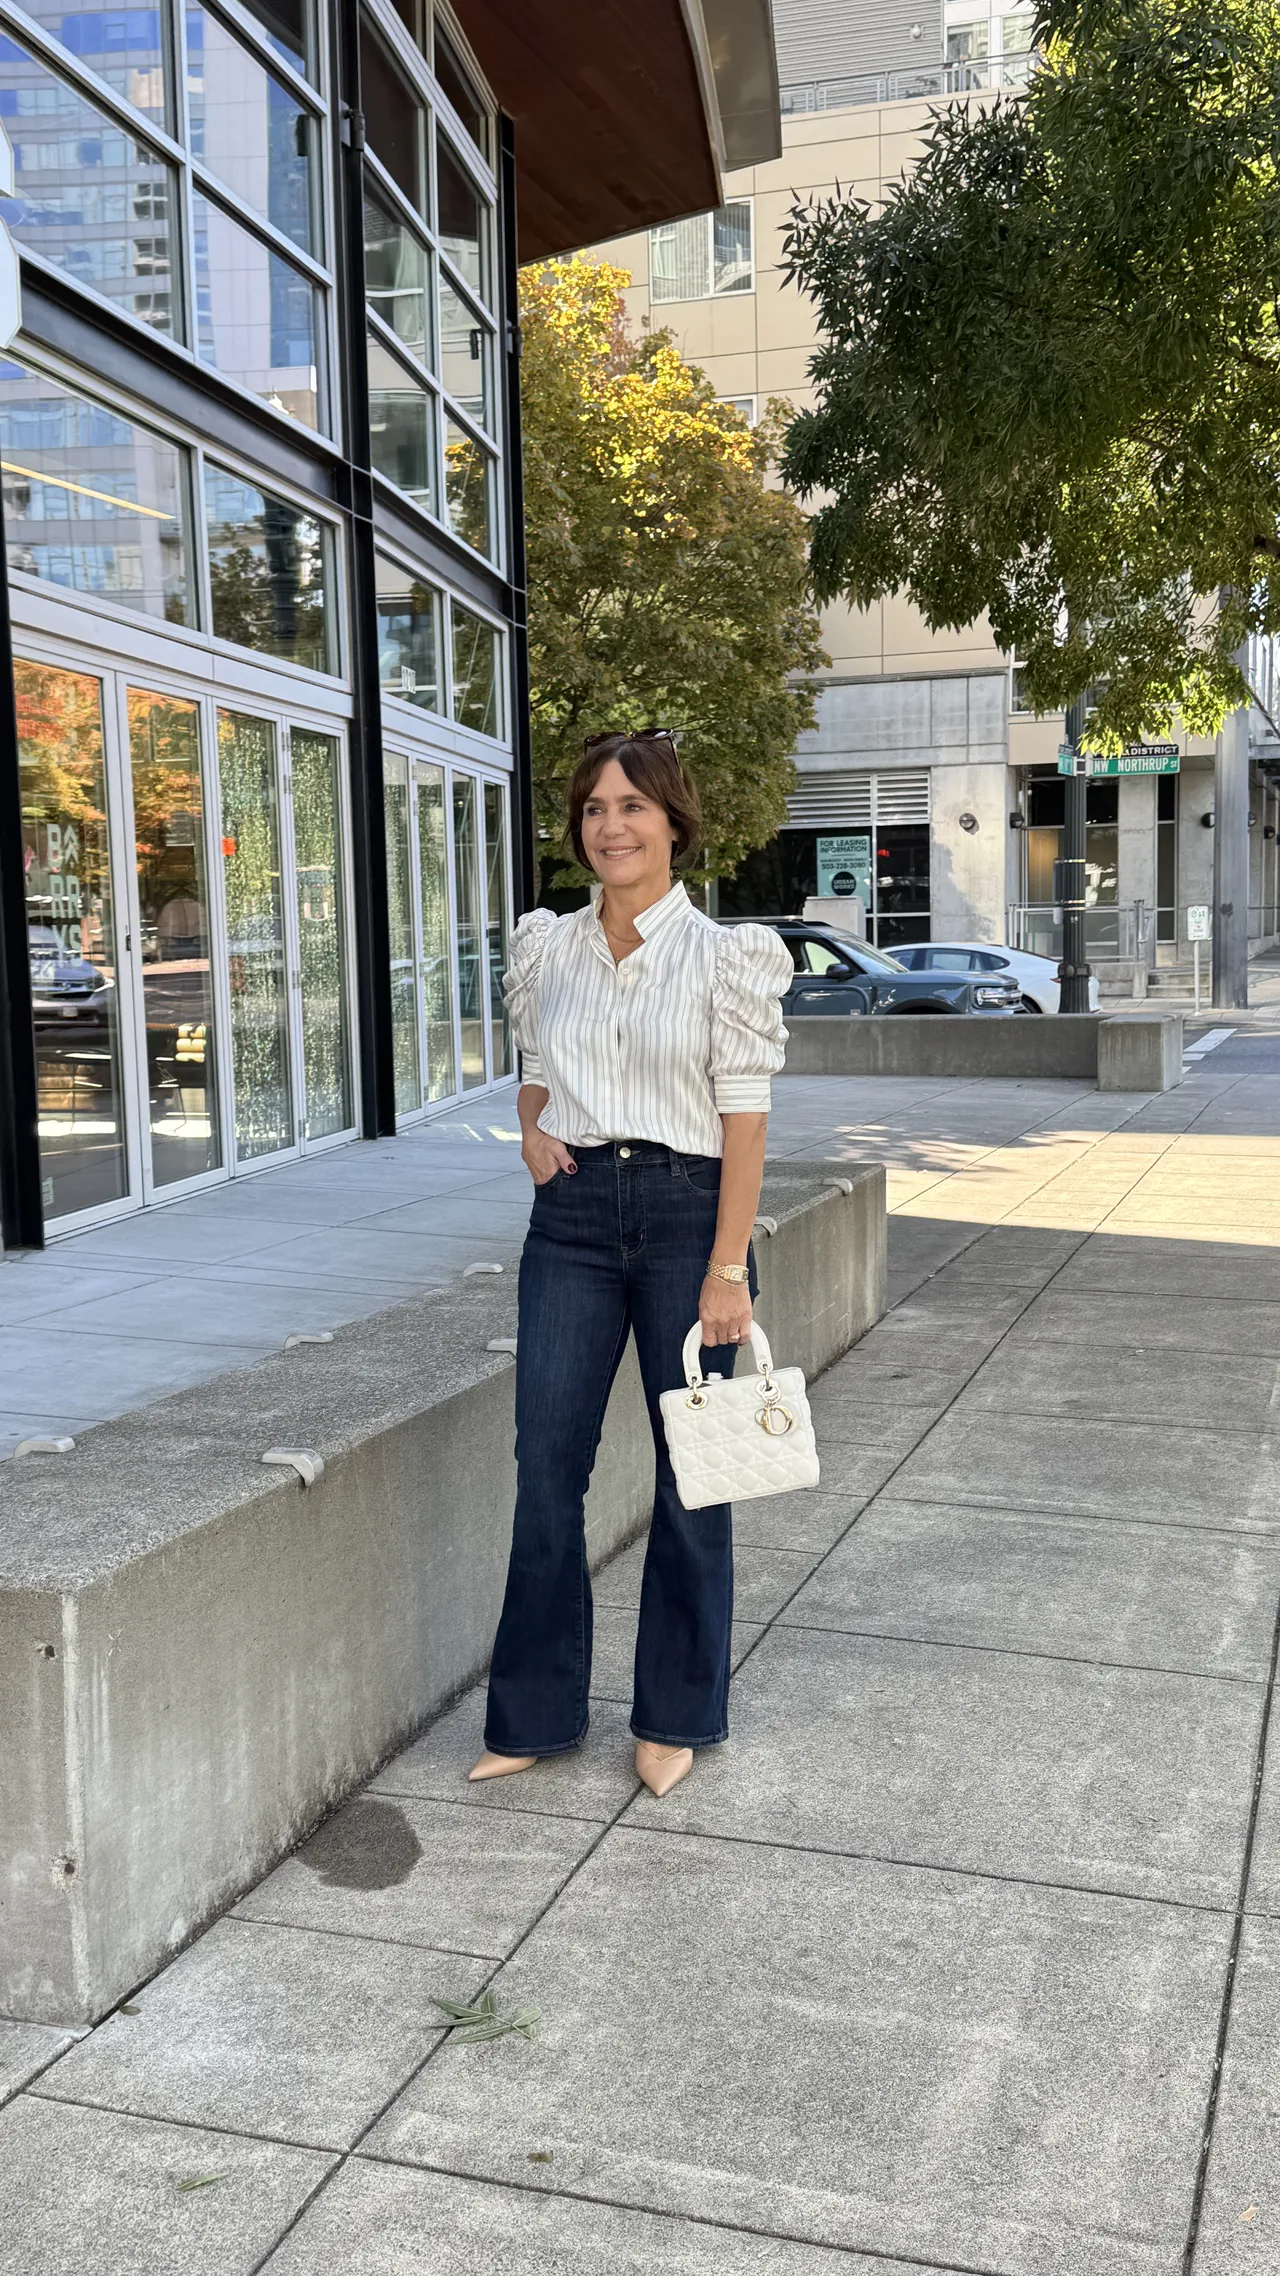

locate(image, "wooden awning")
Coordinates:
453 0 781 261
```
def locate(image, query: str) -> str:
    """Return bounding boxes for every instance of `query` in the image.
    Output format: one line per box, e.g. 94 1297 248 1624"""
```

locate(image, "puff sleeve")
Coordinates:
710 923 794 1113
503 908 558 1084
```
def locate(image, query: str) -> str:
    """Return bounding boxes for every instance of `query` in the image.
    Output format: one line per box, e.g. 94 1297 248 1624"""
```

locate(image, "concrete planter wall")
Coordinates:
0 1163 885 2028
784 1012 1183 1089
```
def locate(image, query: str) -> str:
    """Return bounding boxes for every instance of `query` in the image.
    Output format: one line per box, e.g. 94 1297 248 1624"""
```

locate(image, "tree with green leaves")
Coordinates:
781 0 1280 749
519 257 825 882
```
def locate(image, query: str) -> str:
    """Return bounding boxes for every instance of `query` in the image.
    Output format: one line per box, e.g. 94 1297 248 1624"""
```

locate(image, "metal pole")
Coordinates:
1193 936 1201 1016
1057 692 1092 1013
1212 649 1252 1008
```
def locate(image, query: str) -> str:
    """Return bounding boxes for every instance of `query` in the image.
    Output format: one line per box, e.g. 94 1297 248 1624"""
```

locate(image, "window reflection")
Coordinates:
193 189 319 429
17 1 169 127
383 751 420 1113
436 133 484 297
364 188 432 367
375 554 440 710
433 27 489 162
452 603 499 737
417 763 455 1100
205 464 331 672
361 22 423 213
484 780 511 1077
444 417 490 556
239 0 312 83
17 659 129 1221
0 32 178 335
0 358 193 624
439 277 490 429
368 332 436 509
128 688 220 1186
187 4 315 258
452 772 484 1087
291 728 351 1139
218 708 293 1160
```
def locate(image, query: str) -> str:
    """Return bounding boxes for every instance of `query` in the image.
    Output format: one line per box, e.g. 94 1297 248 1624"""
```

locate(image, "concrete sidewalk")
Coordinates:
4 1042 1280 2271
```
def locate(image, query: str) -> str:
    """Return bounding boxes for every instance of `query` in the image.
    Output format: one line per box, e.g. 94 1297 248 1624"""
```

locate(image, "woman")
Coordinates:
470 729 793 1799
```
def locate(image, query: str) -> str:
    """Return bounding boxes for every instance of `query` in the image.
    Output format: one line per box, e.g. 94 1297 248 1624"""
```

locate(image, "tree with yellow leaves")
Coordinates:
519 257 825 885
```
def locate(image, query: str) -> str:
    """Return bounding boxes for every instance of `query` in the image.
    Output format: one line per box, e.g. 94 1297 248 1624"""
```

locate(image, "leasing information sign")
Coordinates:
816 834 872 903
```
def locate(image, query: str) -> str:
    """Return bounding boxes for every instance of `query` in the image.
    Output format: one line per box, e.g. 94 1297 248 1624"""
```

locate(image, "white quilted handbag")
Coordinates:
659 1321 819 1511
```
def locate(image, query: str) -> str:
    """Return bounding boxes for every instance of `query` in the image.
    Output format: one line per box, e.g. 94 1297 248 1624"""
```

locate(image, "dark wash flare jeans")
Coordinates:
484 1139 752 1756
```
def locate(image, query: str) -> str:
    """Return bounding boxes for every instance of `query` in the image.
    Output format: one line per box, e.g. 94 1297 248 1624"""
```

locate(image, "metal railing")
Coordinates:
780 51 1037 116
1008 904 1141 962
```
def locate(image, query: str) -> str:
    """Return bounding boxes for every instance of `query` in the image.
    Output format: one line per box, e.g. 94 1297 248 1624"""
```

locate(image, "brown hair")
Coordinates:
565 729 702 872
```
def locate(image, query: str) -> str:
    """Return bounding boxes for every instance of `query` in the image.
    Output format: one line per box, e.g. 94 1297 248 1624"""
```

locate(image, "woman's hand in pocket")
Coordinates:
523 1127 576 1186
699 1273 752 1349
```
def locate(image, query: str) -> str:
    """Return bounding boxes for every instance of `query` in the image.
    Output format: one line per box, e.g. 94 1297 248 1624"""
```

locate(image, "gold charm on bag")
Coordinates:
756 1401 794 1436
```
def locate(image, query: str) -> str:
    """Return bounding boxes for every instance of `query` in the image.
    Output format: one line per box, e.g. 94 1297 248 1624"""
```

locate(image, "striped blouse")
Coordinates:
503 882 793 1157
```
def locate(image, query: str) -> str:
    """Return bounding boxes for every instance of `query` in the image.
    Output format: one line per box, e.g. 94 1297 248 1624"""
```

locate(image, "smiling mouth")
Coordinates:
601 846 643 858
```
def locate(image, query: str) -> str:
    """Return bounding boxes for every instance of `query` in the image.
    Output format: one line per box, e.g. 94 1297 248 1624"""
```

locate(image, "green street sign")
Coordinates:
1057 743 1180 777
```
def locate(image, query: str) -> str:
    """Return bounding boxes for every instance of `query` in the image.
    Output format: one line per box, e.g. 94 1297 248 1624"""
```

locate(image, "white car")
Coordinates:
893 941 1101 1015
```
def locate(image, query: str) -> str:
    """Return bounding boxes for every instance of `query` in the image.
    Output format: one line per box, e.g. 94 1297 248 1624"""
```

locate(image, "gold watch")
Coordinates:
705 1261 750 1285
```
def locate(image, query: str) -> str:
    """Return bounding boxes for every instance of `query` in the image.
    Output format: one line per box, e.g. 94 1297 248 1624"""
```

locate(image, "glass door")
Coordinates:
383 749 421 1116
125 686 222 1193
483 779 512 1079
17 658 134 1225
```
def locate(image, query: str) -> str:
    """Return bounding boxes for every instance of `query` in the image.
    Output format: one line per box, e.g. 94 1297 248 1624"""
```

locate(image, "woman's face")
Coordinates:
580 758 676 894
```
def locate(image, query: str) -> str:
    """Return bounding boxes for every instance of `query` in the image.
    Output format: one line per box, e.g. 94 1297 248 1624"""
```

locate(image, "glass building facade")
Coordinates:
0 0 525 1241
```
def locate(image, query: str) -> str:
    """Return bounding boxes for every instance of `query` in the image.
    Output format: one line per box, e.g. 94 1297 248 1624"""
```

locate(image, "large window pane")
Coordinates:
187 4 315 258
0 33 179 335
443 416 490 556
484 780 511 1077
239 0 312 83
439 277 490 429
651 214 709 304
128 688 220 1186
17 659 128 1221
417 763 455 1101
452 601 499 737
375 553 440 711
383 751 419 1114
436 132 484 297
365 188 432 367
218 709 292 1160
18 2 168 127
205 465 331 672
193 190 320 430
452 772 484 1087
291 728 351 1138
433 26 488 162
712 201 753 294
0 357 193 624
368 332 436 510
361 22 422 213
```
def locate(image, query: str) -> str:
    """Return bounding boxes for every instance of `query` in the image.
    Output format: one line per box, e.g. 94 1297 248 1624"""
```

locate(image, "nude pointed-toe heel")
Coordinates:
468 1750 537 1782
635 1741 694 1799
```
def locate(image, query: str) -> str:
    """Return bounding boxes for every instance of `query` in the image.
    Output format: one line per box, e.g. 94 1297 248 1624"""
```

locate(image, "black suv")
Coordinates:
724 919 1023 1017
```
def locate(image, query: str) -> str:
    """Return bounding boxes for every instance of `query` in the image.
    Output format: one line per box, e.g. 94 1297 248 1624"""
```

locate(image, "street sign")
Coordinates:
816 832 871 905
1186 905 1211 941
1057 748 1180 777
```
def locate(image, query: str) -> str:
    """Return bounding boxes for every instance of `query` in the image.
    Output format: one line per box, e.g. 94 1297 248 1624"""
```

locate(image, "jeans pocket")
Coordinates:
678 1156 722 1195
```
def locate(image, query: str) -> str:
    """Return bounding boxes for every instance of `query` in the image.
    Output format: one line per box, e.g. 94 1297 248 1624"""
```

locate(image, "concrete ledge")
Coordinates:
0 1163 885 2028
784 1013 1183 1089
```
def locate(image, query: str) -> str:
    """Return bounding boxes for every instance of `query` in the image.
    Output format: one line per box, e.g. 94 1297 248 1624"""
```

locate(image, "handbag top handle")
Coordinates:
681 1318 776 1389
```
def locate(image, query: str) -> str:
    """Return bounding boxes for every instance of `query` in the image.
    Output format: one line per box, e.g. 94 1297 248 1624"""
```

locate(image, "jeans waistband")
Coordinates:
567 1140 718 1169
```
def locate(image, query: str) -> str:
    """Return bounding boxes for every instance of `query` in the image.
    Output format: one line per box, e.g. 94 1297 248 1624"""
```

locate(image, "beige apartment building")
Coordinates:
585 59 1280 973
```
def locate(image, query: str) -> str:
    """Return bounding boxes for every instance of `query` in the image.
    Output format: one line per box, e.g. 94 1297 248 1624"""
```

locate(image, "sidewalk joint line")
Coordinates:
614 1819 1238 1919
353 2149 1017 2276
767 1618 1272 1689
1180 1553 1280 2272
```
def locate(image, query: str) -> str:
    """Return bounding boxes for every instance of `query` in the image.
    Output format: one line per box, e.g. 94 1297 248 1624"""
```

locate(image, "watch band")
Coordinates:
706 1260 750 1285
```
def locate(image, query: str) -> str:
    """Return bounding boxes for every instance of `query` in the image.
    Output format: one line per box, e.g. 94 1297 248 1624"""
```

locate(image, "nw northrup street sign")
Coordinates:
1057 742 1180 777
